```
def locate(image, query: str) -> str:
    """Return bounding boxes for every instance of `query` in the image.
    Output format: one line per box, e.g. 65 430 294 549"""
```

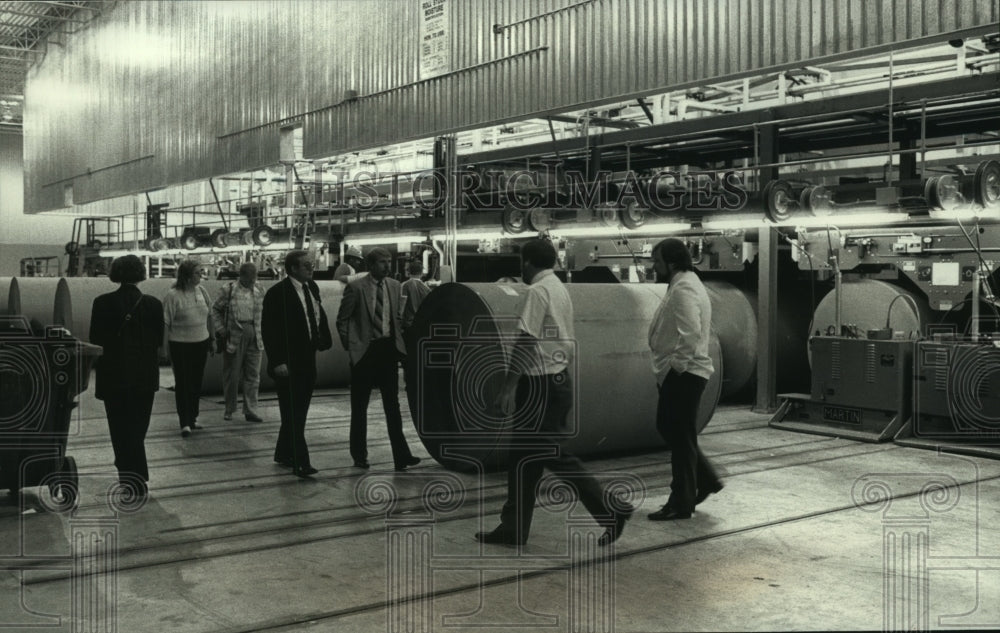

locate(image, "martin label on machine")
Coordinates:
823 405 862 425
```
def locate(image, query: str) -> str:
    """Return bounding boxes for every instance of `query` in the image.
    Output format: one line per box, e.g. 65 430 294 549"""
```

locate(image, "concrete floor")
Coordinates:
3 370 999 632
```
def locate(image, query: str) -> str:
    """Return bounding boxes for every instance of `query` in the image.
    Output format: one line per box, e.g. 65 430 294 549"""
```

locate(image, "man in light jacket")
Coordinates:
336 247 420 471
647 238 723 521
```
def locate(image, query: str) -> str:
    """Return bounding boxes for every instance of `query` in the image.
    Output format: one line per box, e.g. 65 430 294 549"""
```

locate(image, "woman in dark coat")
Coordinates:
89 255 164 498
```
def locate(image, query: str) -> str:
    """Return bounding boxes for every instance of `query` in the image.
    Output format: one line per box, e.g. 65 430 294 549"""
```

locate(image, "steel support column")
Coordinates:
755 124 779 413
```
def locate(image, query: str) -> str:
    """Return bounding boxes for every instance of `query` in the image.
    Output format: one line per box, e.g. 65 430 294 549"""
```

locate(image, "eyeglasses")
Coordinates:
298 261 315 269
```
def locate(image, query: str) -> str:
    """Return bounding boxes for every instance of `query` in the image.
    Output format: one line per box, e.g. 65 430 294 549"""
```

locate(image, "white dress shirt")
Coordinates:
648 270 714 383
518 269 575 376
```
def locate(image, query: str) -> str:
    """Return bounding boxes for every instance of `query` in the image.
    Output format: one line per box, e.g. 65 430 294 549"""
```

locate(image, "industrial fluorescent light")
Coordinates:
701 215 769 230
929 208 1000 221
792 213 908 228
703 212 909 230
554 223 690 238
430 230 506 242
344 234 428 246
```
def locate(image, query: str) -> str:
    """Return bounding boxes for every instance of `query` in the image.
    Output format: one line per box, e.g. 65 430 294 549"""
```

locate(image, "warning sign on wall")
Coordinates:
419 0 449 80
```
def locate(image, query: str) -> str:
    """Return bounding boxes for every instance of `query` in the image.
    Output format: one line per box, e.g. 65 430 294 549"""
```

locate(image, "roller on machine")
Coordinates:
6 277 72 328
405 282 723 472
809 278 931 363
61 277 352 393
0 277 12 315
770 278 933 442
704 280 758 399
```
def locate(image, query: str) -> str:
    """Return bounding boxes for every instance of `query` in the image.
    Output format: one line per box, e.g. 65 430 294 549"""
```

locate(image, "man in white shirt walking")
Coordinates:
647 238 723 520
476 238 632 546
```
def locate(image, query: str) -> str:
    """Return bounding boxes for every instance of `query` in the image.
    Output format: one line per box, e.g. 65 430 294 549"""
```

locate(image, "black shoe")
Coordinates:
598 504 635 546
245 413 263 423
695 482 724 506
353 460 370 470
475 528 524 546
274 458 293 468
647 505 693 521
293 466 319 479
394 456 421 471
191 423 204 430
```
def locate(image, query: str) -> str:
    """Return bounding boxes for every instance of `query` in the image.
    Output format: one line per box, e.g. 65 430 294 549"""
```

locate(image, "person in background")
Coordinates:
90 254 164 498
333 245 367 283
262 250 333 478
647 237 722 521
213 262 265 423
336 247 420 471
400 259 431 332
163 259 215 438
476 238 632 547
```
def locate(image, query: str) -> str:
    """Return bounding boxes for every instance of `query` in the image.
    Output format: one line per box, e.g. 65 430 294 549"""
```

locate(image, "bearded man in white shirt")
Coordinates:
647 238 723 521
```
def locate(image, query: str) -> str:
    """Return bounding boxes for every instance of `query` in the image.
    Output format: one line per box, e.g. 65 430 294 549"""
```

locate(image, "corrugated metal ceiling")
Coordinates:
0 0 107 132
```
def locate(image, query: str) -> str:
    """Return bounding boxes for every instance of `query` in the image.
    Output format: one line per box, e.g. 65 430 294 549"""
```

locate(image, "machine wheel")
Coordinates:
252 225 273 246
211 229 228 248
924 175 960 211
619 201 646 229
180 231 199 250
764 180 795 223
501 204 528 234
240 230 255 246
64 241 79 255
597 205 620 227
800 185 832 217
974 160 1000 209
147 237 168 252
48 456 79 512
528 208 552 232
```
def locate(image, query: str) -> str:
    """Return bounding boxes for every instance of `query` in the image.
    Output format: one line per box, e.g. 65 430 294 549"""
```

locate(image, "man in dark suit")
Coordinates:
262 250 332 478
336 247 420 471
90 254 165 498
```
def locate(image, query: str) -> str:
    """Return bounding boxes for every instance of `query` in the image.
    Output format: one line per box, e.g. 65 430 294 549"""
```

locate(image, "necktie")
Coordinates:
373 281 384 337
303 284 319 343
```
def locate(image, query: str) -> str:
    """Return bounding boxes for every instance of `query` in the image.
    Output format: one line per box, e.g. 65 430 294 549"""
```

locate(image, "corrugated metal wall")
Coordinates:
22 0 999 212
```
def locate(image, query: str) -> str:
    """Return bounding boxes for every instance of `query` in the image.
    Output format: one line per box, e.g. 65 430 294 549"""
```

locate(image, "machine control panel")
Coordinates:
795 225 1000 311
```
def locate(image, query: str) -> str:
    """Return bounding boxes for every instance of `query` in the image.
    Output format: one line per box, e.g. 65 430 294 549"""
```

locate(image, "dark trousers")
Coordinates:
657 370 719 512
349 338 413 467
169 340 209 428
274 374 315 468
499 372 610 541
103 392 154 482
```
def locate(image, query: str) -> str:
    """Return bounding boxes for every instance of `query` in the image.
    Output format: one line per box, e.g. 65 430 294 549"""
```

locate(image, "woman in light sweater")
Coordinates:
164 259 215 437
